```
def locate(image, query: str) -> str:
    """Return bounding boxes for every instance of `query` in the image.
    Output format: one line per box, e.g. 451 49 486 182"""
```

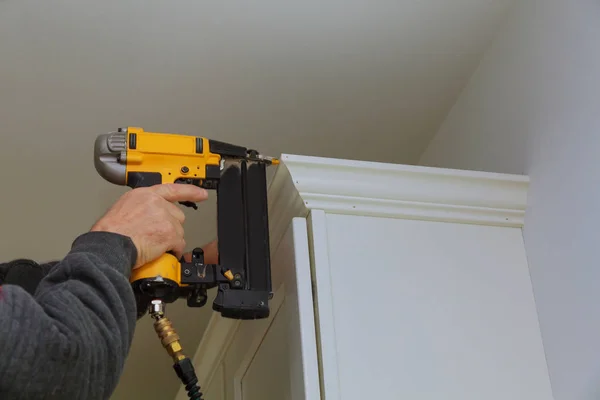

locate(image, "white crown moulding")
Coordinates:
176 153 530 398
268 154 529 234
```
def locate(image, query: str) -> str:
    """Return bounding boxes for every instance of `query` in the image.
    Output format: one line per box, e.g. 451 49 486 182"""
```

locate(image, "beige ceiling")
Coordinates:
0 1 514 399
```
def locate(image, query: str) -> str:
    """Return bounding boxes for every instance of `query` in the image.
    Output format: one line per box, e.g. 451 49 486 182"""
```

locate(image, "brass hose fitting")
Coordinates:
153 315 185 362
148 300 204 400
149 299 186 362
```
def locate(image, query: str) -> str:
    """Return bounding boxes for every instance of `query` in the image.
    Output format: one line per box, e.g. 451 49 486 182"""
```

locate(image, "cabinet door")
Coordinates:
309 210 553 400
203 218 321 400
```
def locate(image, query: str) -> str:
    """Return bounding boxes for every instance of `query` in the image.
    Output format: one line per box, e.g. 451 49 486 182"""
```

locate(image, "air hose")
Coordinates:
173 357 204 400
150 300 204 400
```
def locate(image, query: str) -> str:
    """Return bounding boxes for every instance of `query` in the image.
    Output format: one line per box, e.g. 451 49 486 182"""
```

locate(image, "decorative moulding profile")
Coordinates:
268 153 529 229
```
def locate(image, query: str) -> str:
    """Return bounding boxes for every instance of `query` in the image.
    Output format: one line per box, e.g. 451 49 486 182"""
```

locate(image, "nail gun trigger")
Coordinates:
178 201 198 210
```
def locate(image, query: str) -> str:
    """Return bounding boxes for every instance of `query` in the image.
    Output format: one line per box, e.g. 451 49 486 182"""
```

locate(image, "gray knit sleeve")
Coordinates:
0 231 138 400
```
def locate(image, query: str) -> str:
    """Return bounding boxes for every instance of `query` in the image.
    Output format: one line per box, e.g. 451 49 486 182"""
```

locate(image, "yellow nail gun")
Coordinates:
93 126 278 400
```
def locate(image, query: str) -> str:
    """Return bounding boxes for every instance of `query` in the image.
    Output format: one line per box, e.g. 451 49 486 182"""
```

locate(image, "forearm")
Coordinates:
0 259 59 295
0 231 137 400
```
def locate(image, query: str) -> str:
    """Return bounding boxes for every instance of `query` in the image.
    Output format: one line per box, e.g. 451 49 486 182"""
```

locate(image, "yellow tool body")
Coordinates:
121 127 218 288
123 127 222 183
94 126 277 320
130 253 180 290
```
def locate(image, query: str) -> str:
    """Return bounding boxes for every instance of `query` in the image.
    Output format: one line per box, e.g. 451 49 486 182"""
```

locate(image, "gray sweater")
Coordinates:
0 231 138 400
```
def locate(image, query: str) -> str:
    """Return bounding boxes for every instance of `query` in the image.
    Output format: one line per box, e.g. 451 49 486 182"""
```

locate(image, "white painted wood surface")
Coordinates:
229 218 320 400
179 218 320 400
177 154 552 400
279 153 529 227
318 212 553 399
306 210 341 399
204 364 225 399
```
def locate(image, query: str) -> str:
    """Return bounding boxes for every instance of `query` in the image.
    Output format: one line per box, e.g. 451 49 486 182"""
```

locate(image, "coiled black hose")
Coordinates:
174 357 204 400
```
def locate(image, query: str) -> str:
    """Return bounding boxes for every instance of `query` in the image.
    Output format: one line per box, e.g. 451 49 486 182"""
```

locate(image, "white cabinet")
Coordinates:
176 154 554 400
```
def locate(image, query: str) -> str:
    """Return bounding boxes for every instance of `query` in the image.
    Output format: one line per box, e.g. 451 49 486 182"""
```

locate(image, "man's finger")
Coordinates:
152 183 208 203
202 240 219 265
171 238 186 260
182 241 217 264
165 202 186 223
173 220 185 239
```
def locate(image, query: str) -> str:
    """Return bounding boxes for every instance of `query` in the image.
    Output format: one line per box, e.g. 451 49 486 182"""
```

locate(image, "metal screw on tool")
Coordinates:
233 280 242 287
183 269 191 277
181 166 189 174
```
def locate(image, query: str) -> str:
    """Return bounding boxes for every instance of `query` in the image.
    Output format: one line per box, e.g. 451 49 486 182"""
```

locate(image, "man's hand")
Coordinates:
90 184 208 269
184 239 218 265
